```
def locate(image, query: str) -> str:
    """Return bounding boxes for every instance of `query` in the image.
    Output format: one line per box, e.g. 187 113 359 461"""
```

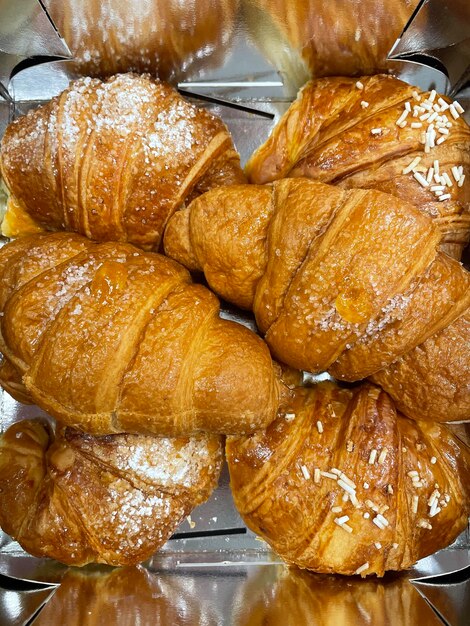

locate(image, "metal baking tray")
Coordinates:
0 1 469 624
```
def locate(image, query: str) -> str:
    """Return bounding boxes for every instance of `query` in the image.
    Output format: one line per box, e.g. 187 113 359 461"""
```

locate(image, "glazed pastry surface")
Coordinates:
165 179 470 421
0 419 222 566
246 75 470 258
0 73 245 249
227 383 470 577
0 232 281 436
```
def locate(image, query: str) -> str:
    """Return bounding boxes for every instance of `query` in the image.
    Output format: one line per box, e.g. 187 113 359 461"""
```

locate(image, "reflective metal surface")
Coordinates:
0 585 55 626
2 0 463 104
39 0 422 97
0 0 70 99
0 95 10 140
414 573 470 626
230 566 445 626
31 566 223 625
390 0 470 95
244 0 421 93
24 565 445 626
43 0 240 83
409 548 470 581
0 0 469 624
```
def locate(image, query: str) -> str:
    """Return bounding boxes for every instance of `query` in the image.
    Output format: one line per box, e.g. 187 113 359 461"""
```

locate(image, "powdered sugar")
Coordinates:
318 306 349 333
360 292 412 340
104 479 172 546
108 434 221 490
47 261 96 318
70 303 82 316
145 102 196 157
71 429 222 553
2 73 238 250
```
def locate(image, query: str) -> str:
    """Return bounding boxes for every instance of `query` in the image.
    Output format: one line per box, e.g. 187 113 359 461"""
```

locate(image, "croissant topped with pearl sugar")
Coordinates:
0 419 222 566
164 178 470 422
0 73 245 249
227 382 470 577
0 232 281 436
245 75 470 259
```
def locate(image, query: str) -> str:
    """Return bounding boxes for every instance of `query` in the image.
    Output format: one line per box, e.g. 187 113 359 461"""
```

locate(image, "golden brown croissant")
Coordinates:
164 178 470 421
245 75 470 259
226 382 470 577
0 232 282 436
0 419 222 566
0 73 245 250
44 0 238 81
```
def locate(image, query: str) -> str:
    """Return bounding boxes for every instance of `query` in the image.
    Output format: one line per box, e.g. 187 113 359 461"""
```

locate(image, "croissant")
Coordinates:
44 0 238 81
245 75 470 259
164 178 470 421
0 73 245 250
226 382 470 577
0 232 282 436
0 419 222 566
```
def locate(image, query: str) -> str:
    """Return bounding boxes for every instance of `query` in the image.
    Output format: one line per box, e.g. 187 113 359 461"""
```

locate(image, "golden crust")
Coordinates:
372 312 470 423
0 233 281 436
164 178 470 421
0 73 245 250
245 75 470 259
0 419 222 566
0 357 31 404
328 253 470 382
226 382 470 577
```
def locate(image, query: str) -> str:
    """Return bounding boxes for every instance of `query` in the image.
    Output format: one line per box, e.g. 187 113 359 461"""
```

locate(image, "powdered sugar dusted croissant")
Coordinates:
245 75 470 259
0 419 222 566
226 382 470 577
0 73 245 249
0 232 281 436
164 178 470 421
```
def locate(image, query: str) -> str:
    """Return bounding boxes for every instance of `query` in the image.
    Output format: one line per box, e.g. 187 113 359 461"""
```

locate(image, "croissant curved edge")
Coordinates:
164 178 470 422
0 418 223 566
226 382 470 577
0 73 245 250
0 232 283 437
